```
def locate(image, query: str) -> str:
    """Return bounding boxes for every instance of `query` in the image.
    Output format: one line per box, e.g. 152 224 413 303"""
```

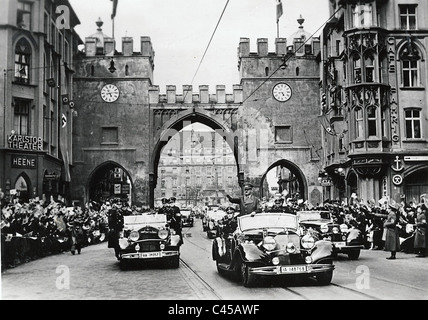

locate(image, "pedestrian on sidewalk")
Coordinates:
384 202 401 260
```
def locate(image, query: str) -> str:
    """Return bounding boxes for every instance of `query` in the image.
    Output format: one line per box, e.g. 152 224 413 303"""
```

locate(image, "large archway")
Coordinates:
149 110 241 208
259 159 308 201
87 161 133 206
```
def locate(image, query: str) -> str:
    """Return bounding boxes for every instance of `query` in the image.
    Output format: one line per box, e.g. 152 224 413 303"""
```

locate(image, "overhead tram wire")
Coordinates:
183 0 230 103
217 5 344 130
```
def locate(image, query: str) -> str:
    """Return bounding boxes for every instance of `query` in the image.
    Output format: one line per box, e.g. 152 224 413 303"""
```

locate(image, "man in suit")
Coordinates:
226 183 261 217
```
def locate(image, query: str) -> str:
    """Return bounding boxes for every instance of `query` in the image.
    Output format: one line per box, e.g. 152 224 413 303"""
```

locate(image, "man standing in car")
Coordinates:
226 183 261 217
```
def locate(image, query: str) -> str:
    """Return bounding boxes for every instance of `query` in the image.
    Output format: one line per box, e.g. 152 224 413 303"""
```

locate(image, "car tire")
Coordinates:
216 261 227 276
168 256 180 269
316 270 333 285
119 260 129 271
348 250 361 260
238 259 257 288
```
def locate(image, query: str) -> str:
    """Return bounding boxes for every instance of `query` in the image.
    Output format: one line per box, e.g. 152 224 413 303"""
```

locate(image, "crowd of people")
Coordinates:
223 183 427 259
0 193 143 270
1 186 427 270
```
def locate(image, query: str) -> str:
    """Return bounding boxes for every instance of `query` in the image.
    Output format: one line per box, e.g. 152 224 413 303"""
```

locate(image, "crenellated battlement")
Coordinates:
238 36 320 59
84 36 154 59
148 84 243 105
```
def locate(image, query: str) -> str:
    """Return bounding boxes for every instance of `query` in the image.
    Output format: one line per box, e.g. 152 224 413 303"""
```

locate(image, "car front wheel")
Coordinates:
316 270 333 285
348 250 361 260
237 259 257 287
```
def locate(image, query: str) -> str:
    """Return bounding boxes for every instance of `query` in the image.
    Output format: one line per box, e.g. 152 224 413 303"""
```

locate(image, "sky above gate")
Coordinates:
69 0 330 94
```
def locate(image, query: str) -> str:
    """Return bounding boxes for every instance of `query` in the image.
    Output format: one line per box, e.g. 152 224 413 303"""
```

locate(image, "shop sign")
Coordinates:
44 173 60 180
8 134 43 151
11 155 37 169
404 156 428 162
122 184 130 193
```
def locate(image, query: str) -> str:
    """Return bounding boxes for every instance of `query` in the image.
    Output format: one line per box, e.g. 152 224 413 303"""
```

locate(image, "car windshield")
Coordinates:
298 211 331 221
238 213 297 231
181 210 191 217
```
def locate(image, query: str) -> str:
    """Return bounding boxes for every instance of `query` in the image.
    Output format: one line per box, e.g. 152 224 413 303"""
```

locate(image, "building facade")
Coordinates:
320 0 428 204
0 0 81 202
71 17 325 208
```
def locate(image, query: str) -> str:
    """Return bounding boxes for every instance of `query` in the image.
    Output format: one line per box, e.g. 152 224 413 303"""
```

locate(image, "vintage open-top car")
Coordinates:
117 214 182 270
212 212 335 287
180 209 194 227
297 211 364 260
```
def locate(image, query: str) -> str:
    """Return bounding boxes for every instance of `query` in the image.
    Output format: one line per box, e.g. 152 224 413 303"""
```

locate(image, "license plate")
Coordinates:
334 242 346 248
281 266 307 273
139 252 161 258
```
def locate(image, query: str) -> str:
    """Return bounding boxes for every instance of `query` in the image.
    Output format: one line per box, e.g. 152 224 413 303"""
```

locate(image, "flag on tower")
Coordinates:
111 0 118 19
276 0 283 23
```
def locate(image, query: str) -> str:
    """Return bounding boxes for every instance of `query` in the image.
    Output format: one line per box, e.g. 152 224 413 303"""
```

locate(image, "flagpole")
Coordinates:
277 20 279 38
112 17 115 39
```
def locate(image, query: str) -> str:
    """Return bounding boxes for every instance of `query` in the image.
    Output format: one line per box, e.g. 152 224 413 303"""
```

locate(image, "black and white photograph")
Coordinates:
1 0 428 305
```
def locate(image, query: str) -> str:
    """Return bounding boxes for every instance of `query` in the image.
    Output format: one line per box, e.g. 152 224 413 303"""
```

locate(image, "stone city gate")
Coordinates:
72 33 324 207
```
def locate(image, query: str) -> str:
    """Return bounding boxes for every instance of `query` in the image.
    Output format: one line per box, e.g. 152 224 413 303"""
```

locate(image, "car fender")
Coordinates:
237 243 264 262
347 228 361 243
311 240 334 263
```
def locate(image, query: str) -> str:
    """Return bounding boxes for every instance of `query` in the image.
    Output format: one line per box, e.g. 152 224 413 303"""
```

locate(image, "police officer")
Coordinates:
158 198 169 215
107 200 124 260
221 207 238 237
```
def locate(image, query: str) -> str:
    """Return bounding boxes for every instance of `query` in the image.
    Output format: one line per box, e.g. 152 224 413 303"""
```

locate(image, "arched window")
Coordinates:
400 37 421 87
14 38 32 84
353 56 361 84
367 105 378 137
365 55 375 82
355 107 364 139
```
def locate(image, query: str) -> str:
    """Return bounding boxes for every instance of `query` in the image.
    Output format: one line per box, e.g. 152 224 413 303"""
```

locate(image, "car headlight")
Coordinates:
262 236 276 251
340 224 348 233
158 229 169 240
301 234 315 249
320 224 329 233
332 227 340 234
129 231 140 242
286 242 296 254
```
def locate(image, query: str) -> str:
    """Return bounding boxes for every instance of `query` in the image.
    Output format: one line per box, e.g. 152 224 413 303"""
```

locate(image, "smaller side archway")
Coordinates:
259 159 308 201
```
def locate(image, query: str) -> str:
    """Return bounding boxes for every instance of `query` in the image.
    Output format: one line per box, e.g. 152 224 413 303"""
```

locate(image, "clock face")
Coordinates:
101 84 120 103
272 83 292 102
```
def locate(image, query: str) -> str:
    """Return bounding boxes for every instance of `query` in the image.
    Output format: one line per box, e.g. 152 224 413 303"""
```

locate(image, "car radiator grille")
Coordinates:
136 243 159 252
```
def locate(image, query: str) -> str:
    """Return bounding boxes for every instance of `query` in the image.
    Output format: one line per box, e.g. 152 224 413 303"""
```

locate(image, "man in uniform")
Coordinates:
107 200 124 260
168 197 183 245
226 183 261 217
158 198 168 215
